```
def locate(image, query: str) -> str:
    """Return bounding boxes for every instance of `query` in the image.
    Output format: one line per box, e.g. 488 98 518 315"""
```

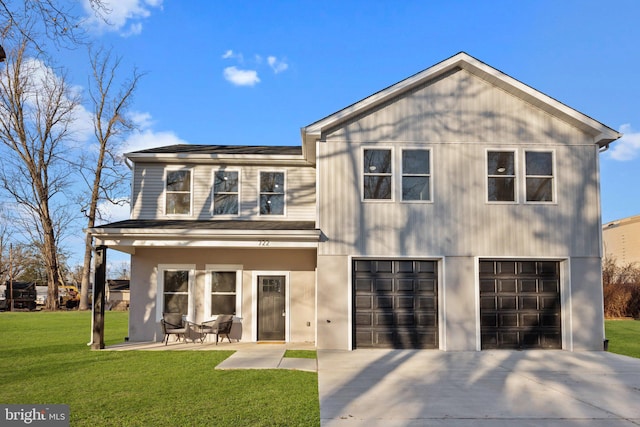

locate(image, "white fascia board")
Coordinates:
457 55 621 146
301 52 621 146
125 152 307 165
93 238 319 249
96 236 318 254
91 228 320 239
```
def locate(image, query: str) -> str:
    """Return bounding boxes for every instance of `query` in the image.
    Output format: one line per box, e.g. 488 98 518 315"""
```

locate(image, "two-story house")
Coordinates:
91 52 620 351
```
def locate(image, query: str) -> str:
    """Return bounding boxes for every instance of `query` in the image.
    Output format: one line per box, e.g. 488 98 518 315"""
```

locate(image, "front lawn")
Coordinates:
605 319 640 359
0 311 319 426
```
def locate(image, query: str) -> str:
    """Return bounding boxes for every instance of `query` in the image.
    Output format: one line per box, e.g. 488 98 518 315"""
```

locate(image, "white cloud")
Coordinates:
222 50 243 61
129 111 154 129
267 56 288 74
608 124 640 161
121 128 188 155
96 198 130 225
82 0 163 36
221 50 289 86
223 66 260 87
0 58 94 147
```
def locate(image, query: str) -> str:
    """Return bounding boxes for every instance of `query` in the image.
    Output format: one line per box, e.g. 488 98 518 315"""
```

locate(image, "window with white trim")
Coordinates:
259 171 285 215
213 170 239 215
161 269 191 316
205 266 242 318
363 149 392 200
402 149 431 201
487 151 516 202
525 151 553 202
165 169 191 215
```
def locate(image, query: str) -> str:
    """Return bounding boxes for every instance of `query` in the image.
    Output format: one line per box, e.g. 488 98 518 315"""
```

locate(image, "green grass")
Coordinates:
284 350 317 359
605 319 640 359
0 311 320 426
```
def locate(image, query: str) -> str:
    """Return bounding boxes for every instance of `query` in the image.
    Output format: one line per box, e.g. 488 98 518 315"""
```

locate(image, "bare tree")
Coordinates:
0 221 29 284
110 260 130 280
0 0 108 52
0 38 81 309
77 47 142 310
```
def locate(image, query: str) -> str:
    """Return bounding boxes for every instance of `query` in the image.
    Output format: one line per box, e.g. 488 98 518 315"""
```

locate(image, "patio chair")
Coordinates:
161 312 187 345
198 314 234 344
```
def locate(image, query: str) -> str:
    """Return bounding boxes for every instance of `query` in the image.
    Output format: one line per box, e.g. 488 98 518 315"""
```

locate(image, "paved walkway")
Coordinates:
317 350 640 426
106 340 318 372
215 345 317 372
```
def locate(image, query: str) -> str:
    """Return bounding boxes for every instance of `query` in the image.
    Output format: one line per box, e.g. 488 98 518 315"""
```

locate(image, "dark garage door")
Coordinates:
480 260 561 349
353 259 438 349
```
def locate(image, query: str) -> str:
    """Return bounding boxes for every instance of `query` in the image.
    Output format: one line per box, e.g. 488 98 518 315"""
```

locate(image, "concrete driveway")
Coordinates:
318 350 640 426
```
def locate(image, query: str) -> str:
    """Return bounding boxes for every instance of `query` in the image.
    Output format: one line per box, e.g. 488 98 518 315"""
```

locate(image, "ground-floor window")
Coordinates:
157 265 195 320
205 265 242 319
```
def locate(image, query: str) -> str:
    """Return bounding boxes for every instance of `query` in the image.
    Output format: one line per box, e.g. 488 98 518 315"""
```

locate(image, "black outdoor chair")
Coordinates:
198 314 234 344
161 312 186 345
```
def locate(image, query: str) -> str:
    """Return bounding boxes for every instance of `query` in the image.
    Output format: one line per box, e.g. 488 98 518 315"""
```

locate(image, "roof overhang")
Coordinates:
301 52 622 148
124 145 315 166
90 220 322 254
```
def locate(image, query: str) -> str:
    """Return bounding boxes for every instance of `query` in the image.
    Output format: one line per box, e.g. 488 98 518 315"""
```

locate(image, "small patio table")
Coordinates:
183 321 206 343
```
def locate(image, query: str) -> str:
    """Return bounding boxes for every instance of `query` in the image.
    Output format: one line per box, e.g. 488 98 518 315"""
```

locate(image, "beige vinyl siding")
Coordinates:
317 69 602 258
131 162 165 219
131 162 316 221
325 68 593 146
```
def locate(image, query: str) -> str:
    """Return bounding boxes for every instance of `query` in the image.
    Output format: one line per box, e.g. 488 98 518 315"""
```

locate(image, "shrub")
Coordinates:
603 257 640 318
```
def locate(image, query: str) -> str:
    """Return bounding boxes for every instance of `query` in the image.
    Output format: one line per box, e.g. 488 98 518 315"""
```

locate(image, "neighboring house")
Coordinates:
107 279 130 311
91 52 620 351
603 215 640 266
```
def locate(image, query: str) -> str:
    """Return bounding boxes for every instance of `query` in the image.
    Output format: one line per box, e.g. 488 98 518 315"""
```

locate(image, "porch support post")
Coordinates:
91 245 107 350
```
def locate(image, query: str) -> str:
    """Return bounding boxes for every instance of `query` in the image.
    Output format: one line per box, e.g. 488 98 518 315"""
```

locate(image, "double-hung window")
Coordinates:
402 149 431 201
165 169 191 215
525 151 554 202
487 151 516 202
205 268 241 317
363 149 392 200
158 266 195 321
260 171 285 215
213 170 239 215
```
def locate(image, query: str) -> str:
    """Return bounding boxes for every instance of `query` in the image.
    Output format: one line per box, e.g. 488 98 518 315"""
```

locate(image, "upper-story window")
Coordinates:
260 171 285 215
525 151 553 202
402 149 431 201
363 149 392 200
213 170 239 215
487 151 516 202
166 169 191 215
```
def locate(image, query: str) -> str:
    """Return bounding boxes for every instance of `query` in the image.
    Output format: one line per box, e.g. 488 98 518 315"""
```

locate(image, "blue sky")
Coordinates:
55 0 640 265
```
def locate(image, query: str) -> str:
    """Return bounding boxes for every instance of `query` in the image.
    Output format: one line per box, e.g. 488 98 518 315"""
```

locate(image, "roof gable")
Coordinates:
302 52 620 148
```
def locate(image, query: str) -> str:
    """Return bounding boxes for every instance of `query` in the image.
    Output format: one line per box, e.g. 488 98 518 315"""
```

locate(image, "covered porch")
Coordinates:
89 220 321 349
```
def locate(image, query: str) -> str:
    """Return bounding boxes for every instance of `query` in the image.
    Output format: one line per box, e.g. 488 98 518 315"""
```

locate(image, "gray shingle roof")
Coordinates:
128 144 302 156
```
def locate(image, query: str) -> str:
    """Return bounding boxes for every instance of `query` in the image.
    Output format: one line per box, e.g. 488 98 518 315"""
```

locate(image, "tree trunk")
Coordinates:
79 226 94 310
